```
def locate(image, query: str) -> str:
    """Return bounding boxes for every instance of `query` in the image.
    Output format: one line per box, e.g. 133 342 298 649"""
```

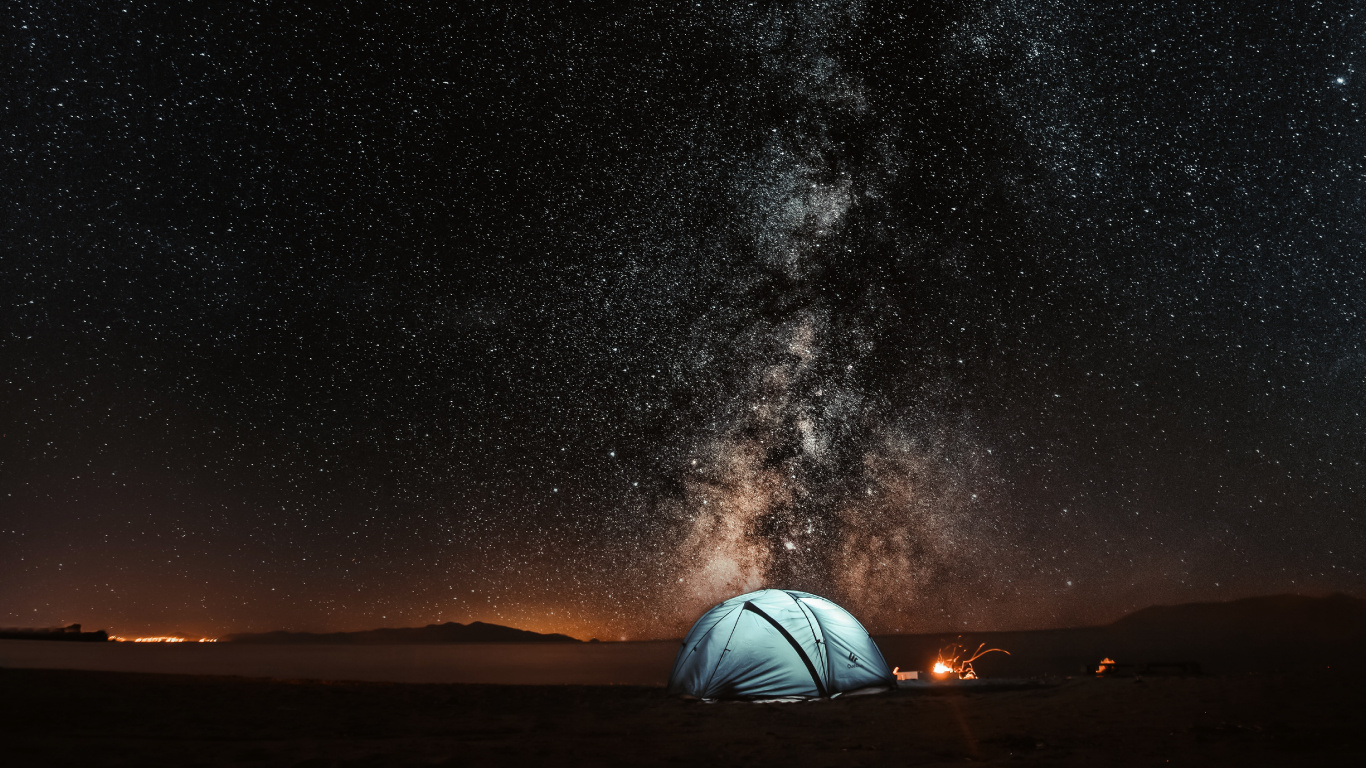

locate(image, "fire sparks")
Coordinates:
932 643 1010 679
108 636 217 643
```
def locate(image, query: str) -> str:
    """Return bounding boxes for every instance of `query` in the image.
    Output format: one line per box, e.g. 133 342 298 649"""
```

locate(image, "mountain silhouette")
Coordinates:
222 621 580 644
1108 592 1366 642
875 593 1366 676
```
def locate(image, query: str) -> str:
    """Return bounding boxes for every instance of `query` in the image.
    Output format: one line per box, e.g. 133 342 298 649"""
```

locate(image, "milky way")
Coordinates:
3 1 1364 639
664 1 998 628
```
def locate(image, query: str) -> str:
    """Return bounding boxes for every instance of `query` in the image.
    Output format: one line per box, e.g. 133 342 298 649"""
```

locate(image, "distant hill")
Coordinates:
1109 592 1366 641
0 624 108 643
875 593 1366 676
222 621 580 645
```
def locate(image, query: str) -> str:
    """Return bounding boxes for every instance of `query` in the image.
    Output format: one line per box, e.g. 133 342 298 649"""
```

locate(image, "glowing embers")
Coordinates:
930 643 1010 680
109 636 217 643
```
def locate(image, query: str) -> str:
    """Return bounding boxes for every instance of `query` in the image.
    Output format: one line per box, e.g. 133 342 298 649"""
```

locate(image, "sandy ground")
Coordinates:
4 666 1363 767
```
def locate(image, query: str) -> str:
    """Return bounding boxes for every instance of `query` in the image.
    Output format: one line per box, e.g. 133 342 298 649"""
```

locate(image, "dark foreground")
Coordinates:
4 668 1365 767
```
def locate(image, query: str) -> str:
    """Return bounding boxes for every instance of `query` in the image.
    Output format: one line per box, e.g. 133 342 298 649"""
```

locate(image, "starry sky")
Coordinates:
4 0 1365 640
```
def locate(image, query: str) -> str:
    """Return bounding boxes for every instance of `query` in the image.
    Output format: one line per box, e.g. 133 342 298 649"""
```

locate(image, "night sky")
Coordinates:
4 1 1365 641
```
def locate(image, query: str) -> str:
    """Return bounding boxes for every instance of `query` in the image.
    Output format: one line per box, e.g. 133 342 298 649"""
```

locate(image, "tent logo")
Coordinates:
848 652 859 664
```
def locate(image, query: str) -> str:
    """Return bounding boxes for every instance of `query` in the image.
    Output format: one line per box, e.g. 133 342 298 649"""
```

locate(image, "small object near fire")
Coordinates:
1094 658 1202 677
1094 657 1139 677
892 666 919 681
1093 659 1199 677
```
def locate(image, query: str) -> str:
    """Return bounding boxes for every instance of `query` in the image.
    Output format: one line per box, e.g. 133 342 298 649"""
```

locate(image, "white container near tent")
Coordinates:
667 589 895 700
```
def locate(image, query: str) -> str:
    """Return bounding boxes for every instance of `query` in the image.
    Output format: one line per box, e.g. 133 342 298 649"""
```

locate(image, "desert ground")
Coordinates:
4 665 1364 767
7 596 1364 765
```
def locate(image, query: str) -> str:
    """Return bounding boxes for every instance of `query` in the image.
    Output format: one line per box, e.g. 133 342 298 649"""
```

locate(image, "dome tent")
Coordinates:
667 589 895 700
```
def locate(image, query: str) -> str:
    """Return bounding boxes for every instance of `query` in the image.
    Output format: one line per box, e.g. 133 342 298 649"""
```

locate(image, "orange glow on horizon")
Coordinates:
109 636 217 643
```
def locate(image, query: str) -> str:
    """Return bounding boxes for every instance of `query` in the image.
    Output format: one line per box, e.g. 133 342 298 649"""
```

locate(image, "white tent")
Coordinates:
667 589 895 700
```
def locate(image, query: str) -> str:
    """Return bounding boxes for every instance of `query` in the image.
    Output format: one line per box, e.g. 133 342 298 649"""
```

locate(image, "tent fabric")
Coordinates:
666 589 895 700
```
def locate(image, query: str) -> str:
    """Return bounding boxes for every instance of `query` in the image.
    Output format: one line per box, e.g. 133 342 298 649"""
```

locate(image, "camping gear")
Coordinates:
667 589 895 700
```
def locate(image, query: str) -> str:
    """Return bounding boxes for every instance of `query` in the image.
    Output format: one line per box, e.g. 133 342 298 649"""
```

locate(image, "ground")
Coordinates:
3 667 1363 766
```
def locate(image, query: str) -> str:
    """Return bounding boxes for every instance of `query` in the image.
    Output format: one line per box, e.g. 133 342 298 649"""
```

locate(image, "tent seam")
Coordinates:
699 604 746 698
687 603 743 653
742 602 828 698
784 591 827 682
669 603 743 693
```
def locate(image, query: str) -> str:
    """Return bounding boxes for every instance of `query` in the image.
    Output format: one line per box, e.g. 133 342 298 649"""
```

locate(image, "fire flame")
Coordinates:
932 643 1009 680
1096 657 1116 675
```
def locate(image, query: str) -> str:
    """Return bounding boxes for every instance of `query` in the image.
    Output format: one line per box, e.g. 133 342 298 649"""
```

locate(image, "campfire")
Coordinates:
931 643 1010 680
